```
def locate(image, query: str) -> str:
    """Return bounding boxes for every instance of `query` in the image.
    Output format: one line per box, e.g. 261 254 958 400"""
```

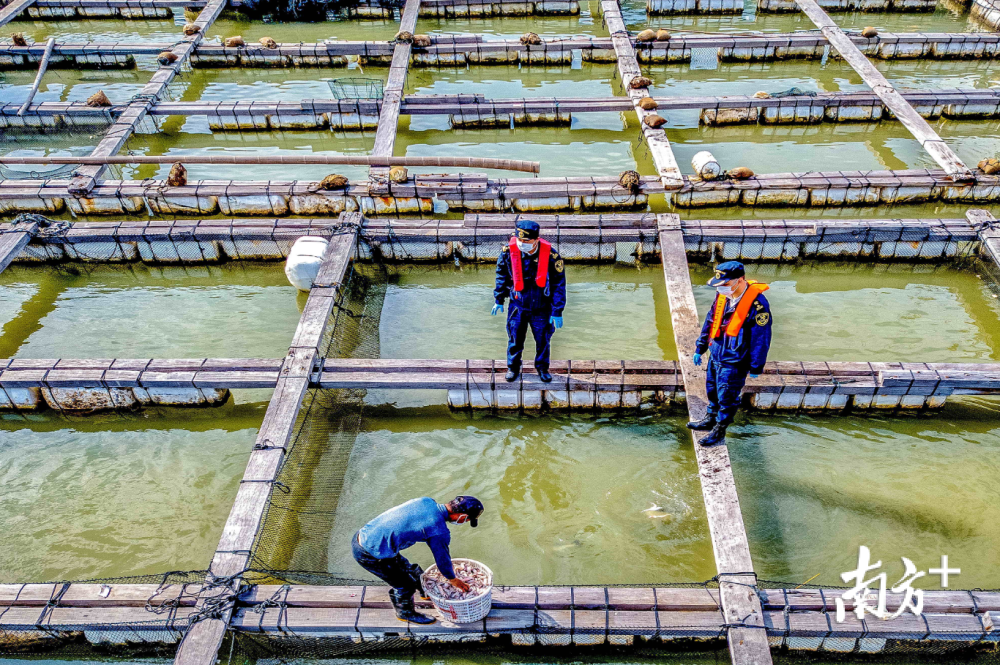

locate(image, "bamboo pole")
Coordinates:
16 38 55 117
0 154 541 173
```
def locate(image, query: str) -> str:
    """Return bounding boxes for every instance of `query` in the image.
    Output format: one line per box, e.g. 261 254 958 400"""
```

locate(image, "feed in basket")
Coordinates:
423 560 491 600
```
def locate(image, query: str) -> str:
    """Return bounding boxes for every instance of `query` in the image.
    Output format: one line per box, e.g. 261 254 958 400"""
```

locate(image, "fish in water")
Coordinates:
644 503 673 520
423 560 491 601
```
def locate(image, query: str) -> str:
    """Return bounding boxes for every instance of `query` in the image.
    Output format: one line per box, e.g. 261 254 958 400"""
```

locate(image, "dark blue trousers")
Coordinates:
352 531 421 595
705 359 749 425
506 307 553 371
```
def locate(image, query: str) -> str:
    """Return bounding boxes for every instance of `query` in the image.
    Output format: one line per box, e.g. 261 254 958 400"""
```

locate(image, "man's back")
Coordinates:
358 497 450 559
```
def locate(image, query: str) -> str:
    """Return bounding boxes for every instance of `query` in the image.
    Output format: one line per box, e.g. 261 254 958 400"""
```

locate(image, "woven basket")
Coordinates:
420 558 493 623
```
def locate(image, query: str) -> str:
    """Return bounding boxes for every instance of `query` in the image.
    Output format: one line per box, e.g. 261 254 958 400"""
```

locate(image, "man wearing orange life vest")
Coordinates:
688 261 772 447
491 220 567 383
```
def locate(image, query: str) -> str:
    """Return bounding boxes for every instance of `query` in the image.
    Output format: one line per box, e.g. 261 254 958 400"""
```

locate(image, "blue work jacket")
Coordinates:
695 291 773 374
494 244 567 315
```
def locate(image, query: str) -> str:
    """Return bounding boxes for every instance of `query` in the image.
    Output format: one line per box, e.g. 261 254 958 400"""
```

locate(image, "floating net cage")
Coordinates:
0 235 999 665
328 77 385 100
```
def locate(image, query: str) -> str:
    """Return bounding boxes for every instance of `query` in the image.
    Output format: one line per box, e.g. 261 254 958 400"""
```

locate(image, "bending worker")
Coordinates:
688 261 772 447
353 495 485 625
491 220 567 383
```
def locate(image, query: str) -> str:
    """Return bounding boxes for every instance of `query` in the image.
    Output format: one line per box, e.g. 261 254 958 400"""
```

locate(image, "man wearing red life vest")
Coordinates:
688 261 772 446
491 220 567 383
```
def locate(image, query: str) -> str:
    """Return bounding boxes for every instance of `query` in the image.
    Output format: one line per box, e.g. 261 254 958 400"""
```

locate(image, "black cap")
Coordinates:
707 260 745 286
452 495 484 527
515 220 540 240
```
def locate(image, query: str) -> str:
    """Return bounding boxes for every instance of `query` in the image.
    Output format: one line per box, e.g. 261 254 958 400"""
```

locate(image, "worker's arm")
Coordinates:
549 252 566 317
695 304 715 355
748 297 772 374
427 535 457 580
494 248 512 305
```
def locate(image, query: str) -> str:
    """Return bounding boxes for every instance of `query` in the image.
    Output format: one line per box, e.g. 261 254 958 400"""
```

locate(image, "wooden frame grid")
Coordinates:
0 210 998 665
2 0 1000 656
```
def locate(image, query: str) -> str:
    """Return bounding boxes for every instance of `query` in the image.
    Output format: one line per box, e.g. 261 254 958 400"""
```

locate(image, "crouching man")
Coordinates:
353 495 485 624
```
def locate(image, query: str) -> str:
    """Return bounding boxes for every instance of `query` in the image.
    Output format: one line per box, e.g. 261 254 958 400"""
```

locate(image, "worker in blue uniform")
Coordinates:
688 261 772 447
353 495 485 624
491 220 567 383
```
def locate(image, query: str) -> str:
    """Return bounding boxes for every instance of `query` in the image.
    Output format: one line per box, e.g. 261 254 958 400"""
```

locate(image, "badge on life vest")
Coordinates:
755 312 770 326
555 259 564 273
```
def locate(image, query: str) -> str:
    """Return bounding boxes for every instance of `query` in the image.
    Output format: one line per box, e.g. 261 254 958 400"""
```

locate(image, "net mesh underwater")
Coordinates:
0 232 998 664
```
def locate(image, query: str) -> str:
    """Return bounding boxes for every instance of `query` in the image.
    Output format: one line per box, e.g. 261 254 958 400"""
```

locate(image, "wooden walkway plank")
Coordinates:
369 0 420 184
0 0 34 26
172 214 360 665
68 0 228 195
6 32 1000 61
9 88 1000 119
0 220 39 274
656 214 772 665
793 0 972 181
601 0 683 189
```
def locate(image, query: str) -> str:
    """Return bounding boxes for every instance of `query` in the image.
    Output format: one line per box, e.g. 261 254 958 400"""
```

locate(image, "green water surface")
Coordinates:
0 263 303 358
0 403 264 581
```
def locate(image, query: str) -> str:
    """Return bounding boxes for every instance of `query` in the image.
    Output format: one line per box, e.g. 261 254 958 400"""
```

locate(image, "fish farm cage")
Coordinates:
2 0 1000 660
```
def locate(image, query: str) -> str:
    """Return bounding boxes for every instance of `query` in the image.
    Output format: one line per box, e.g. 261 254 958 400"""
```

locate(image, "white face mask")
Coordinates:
516 239 536 253
716 284 734 297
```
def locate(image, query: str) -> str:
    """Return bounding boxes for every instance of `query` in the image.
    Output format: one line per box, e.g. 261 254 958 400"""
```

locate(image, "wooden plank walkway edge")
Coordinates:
6 32 1000 59
2 169 999 208
2 583 996 645
656 214 772 665
172 214 360 665
1 358 998 394
2 582 998 613
7 88 1000 118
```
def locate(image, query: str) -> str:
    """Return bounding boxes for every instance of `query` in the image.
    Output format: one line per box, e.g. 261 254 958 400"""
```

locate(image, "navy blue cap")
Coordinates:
707 261 745 286
515 220 540 240
452 495 484 527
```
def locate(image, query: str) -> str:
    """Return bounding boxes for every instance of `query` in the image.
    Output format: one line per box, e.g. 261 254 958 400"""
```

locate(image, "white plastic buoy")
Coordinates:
285 236 329 291
692 151 722 180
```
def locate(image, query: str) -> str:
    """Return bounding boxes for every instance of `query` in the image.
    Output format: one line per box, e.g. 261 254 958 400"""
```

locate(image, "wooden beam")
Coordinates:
0 0 34 26
601 0 683 189
10 89 1000 120
68 0 227 195
6 32 1000 61
793 0 973 181
0 220 38 274
1 583 995 647
16 37 54 117
369 0 420 186
0 357 997 396
172 214 359 665
656 214 772 665
966 208 1000 269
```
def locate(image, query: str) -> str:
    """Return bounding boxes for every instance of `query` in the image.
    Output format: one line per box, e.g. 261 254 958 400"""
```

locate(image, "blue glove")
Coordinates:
748 373 760 379
692 352 703 366
550 316 563 329
491 303 503 315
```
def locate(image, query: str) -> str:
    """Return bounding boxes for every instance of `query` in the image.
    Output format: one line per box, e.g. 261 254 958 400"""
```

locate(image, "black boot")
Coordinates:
505 367 520 382
687 415 716 431
538 368 553 383
699 423 728 447
390 589 436 624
